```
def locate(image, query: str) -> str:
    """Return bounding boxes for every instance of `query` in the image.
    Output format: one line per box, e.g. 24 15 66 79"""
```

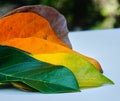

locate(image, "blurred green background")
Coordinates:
0 0 120 31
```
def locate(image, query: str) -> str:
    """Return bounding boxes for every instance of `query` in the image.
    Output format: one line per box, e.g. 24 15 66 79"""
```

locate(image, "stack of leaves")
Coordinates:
0 5 114 93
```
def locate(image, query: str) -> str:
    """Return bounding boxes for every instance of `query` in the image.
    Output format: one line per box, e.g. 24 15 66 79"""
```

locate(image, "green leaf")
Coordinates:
0 45 79 93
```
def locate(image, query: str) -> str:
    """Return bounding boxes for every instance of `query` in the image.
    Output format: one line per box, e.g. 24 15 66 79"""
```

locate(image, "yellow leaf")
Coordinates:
32 53 114 88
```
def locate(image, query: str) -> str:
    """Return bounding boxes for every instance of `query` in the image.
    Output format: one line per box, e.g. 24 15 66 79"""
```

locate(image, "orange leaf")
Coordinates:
0 12 69 48
2 5 72 48
1 37 103 72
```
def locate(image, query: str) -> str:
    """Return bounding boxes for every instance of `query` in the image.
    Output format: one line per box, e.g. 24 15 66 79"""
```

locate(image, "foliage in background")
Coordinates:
0 0 120 30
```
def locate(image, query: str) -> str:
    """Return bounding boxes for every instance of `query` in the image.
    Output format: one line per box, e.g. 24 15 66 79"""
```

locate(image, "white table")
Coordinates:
0 28 120 101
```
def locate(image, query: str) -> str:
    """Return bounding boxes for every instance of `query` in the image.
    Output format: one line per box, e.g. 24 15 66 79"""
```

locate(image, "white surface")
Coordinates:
0 28 120 101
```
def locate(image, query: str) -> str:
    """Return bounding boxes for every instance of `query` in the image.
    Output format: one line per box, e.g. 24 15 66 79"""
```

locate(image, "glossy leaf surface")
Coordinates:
0 45 79 93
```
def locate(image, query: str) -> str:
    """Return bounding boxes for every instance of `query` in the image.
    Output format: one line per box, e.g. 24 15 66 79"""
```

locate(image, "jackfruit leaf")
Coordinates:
0 45 79 93
32 53 114 88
